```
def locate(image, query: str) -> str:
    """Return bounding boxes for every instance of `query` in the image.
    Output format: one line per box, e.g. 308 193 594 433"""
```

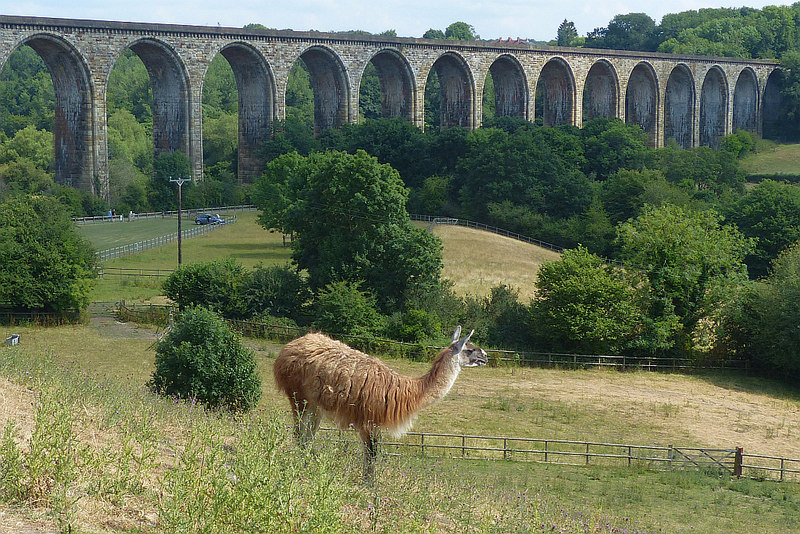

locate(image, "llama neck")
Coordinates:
417 350 461 407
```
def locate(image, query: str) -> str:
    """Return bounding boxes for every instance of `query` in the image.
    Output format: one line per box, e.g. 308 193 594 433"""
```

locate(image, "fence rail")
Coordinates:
411 214 563 252
318 428 800 482
95 215 236 262
97 267 174 279
73 204 256 224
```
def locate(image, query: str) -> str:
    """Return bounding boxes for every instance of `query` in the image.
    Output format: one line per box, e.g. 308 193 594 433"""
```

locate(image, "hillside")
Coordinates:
89 212 561 303
741 143 800 176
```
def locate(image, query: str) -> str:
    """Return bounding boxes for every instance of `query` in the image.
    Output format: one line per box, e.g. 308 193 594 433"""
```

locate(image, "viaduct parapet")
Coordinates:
0 15 782 198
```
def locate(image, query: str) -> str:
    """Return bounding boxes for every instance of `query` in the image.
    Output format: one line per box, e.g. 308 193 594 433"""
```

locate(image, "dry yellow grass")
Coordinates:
431 224 561 302
8 321 800 461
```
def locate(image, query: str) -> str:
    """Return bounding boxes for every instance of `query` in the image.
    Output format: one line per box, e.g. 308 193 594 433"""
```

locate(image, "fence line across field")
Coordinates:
73 204 256 224
316 428 800 482
95 215 236 262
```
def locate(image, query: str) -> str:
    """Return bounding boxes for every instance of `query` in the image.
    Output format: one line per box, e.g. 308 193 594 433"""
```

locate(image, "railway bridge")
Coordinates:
0 15 782 198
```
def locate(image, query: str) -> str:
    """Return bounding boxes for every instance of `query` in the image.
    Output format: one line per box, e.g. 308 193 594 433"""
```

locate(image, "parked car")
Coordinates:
195 213 225 225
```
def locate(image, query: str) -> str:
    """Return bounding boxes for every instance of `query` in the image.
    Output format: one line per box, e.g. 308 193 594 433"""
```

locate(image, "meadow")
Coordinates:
1 211 798 532
740 142 800 176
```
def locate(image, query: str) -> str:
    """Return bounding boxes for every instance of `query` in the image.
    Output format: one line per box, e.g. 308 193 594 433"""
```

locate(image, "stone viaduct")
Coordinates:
0 15 782 199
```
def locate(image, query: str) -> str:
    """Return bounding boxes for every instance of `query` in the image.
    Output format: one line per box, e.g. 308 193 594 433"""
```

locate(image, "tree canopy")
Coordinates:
253 150 443 313
0 195 96 312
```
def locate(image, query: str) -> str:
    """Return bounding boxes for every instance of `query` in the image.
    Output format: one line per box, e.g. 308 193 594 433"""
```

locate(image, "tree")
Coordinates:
150 307 262 411
616 205 753 348
722 241 800 379
445 22 479 41
581 118 650 180
253 150 443 313
312 280 385 336
725 180 800 279
531 246 641 354
0 195 96 313
423 29 445 39
586 13 658 51
162 258 246 318
149 151 191 211
556 20 578 46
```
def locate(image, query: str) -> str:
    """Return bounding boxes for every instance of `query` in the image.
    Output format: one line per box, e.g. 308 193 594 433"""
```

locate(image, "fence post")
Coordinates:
780 458 785 481
628 445 632 466
734 447 743 478
668 444 674 469
462 435 466 458
586 442 590 465
504 438 508 460
544 440 548 463
420 433 425 457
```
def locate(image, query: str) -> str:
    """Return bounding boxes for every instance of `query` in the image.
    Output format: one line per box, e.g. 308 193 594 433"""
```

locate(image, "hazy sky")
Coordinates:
2 0 796 42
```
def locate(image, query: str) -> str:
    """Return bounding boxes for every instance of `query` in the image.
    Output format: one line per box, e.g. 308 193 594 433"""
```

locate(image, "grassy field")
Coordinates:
11 209 790 532
78 218 182 250
1 321 799 532
87 212 557 303
741 142 800 175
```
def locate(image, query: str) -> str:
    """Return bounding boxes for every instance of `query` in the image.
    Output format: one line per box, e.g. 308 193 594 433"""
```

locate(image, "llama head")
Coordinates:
450 326 488 368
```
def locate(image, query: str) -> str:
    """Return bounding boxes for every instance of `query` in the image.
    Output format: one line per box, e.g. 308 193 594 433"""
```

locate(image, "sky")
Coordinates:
2 0 797 42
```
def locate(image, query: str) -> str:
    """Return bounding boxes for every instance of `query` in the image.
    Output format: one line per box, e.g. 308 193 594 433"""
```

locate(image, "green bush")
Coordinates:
312 281 385 337
162 258 245 317
241 264 310 322
149 307 262 411
384 306 442 343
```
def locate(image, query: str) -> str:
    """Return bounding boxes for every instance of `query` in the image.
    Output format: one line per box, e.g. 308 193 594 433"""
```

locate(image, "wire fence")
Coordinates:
73 204 256 225
317 428 800 482
115 305 750 372
95 215 236 262
411 214 563 252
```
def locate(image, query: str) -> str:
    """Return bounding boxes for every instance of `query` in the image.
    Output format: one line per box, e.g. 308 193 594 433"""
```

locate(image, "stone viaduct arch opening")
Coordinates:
582 60 618 124
3 36 96 195
359 49 414 122
733 68 758 134
127 39 191 163
484 54 527 123
212 43 275 184
424 53 474 130
625 62 658 146
700 67 728 148
664 64 695 148
535 58 574 127
762 69 784 140
299 46 350 134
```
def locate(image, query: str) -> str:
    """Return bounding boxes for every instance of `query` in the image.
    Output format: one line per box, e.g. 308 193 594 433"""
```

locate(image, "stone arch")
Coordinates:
362 48 415 121
700 66 728 148
762 69 784 140
733 67 758 134
298 46 351 133
582 59 619 123
536 57 575 127
625 62 658 146
488 54 527 120
123 38 191 160
215 42 276 183
426 52 474 129
664 64 695 148
15 34 97 195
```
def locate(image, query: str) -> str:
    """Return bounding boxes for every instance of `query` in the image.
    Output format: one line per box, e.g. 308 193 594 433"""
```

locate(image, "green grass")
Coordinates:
741 142 800 175
77 217 182 250
89 211 292 302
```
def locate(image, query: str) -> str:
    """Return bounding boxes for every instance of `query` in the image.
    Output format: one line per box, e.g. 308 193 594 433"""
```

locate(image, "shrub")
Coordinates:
312 281 385 337
162 258 245 317
241 264 311 322
384 306 442 343
149 307 262 411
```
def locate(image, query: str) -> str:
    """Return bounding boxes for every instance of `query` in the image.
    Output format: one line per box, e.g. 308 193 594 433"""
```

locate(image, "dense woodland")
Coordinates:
0 10 799 379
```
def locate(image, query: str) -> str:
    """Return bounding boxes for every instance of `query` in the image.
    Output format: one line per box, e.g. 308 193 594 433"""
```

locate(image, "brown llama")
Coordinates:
273 326 487 480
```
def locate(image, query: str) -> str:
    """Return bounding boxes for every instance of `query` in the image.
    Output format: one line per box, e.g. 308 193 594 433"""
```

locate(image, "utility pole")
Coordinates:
170 176 190 266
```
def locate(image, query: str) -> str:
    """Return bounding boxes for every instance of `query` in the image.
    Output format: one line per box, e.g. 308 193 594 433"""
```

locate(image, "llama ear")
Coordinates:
451 326 462 344
454 329 474 353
